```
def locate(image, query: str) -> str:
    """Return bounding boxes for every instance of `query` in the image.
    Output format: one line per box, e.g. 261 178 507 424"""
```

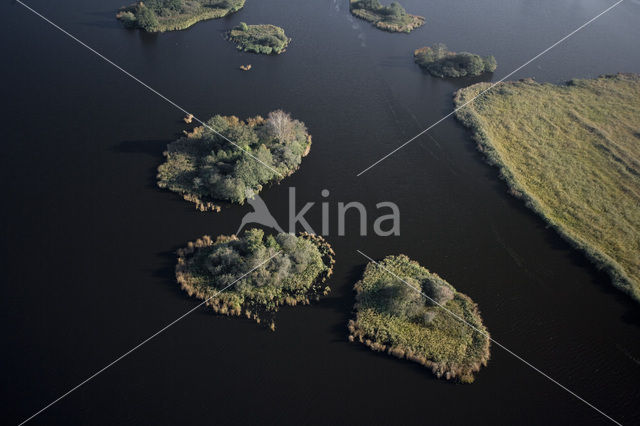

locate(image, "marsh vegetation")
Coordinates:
414 44 497 78
116 0 245 32
176 229 335 330
228 23 290 55
348 255 490 383
157 110 311 211
349 0 424 33
455 74 640 301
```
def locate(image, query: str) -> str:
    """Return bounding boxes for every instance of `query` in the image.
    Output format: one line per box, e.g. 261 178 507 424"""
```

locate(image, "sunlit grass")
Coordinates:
455 74 640 301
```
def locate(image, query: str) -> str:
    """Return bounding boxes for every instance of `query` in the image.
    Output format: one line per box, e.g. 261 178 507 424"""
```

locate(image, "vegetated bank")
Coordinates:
157 110 311 211
349 0 424 33
414 43 497 78
176 229 335 330
348 255 490 383
454 74 640 301
117 0 245 32
228 23 290 55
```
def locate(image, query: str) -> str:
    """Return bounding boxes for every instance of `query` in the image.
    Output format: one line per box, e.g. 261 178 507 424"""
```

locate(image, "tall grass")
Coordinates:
455 74 640 301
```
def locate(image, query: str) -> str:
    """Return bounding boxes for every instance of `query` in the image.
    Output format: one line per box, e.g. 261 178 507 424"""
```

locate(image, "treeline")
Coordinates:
348 255 490 383
228 23 290 55
117 0 245 32
157 110 311 211
176 229 335 329
414 43 497 78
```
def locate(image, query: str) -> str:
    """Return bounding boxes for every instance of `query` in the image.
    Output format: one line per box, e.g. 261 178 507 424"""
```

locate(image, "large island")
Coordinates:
349 0 424 33
157 110 311 211
348 255 490 383
117 0 245 32
455 74 640 301
176 229 335 330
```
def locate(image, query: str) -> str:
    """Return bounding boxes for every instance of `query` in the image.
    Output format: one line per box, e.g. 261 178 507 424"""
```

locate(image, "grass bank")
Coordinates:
454 74 640 301
349 255 490 383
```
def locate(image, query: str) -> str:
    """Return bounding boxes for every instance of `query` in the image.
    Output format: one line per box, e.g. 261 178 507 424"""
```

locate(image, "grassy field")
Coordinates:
349 255 490 383
455 74 640 301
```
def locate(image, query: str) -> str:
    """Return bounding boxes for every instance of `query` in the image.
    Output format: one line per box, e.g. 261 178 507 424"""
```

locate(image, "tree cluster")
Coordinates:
228 23 290 55
157 110 311 210
414 43 497 78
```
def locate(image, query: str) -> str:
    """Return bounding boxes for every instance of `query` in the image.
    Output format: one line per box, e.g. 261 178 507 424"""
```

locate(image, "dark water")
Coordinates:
2 0 640 424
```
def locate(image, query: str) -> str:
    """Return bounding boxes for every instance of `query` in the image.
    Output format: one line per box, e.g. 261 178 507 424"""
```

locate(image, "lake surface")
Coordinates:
2 0 640 424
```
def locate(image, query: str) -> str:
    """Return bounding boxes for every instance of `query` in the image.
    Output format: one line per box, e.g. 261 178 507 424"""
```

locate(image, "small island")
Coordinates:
116 0 245 32
176 229 335 330
348 255 490 383
349 0 424 33
227 23 290 55
157 110 311 211
455 74 640 302
414 44 497 78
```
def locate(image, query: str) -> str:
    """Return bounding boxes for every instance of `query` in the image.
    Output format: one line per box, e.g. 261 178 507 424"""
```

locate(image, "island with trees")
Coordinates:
348 255 490 383
157 110 312 211
455 74 640 302
414 44 497 78
227 23 290 55
116 0 245 32
349 0 424 33
176 229 335 330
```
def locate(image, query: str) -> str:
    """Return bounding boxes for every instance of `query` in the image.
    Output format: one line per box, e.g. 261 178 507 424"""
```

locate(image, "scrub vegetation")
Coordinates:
414 44 497 78
348 255 490 383
454 74 640 301
349 0 424 33
176 229 335 330
228 23 290 55
116 0 245 32
157 110 312 211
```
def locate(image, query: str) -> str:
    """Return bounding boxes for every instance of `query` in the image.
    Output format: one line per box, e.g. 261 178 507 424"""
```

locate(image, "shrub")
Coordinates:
414 43 498 78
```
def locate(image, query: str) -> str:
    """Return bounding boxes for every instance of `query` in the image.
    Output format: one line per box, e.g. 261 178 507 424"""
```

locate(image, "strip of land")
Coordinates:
349 0 424 33
455 74 640 301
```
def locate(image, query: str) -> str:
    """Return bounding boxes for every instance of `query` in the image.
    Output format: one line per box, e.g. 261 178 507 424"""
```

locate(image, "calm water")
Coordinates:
2 0 640 424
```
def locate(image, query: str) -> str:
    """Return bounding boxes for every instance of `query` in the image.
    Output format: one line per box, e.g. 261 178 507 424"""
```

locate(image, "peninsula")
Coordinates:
349 0 424 33
455 74 640 301
176 229 335 330
414 44 497 78
228 23 290 55
117 0 245 32
348 255 490 383
157 110 312 211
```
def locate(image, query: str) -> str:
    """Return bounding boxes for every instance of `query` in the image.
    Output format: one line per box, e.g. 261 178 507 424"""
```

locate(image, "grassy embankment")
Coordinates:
117 0 245 32
176 229 335 330
349 255 490 383
455 74 640 301
227 23 290 55
349 0 424 33
414 43 496 78
157 110 311 211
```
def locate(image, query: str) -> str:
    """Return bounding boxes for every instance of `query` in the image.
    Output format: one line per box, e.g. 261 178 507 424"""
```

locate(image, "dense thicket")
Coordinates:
228 23 290 55
348 255 490 383
157 110 311 210
349 0 424 33
414 43 497 78
116 0 245 32
176 229 335 329
455 74 640 301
